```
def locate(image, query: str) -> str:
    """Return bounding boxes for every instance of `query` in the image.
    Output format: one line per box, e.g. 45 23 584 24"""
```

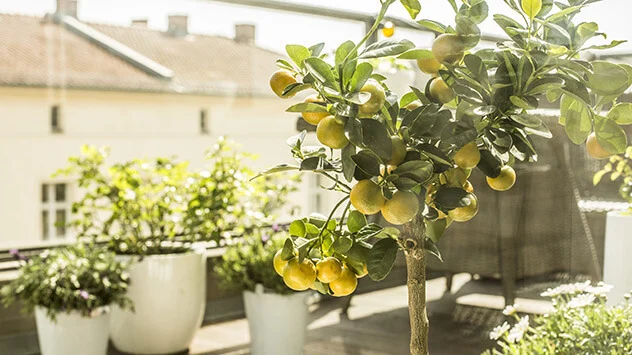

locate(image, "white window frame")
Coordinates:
41 181 72 240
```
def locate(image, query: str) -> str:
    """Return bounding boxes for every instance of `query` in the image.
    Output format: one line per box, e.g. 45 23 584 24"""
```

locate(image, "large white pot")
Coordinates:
110 250 207 354
603 211 632 306
243 285 310 355
35 306 110 355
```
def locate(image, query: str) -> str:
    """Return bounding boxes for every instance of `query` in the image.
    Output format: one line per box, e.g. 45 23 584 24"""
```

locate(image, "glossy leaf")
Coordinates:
359 39 415 59
607 103 632 125
285 44 311 68
367 238 399 281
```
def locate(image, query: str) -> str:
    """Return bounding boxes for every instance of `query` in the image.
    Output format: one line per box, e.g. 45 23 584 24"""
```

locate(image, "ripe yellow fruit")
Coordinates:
316 115 349 149
329 267 358 297
448 193 479 222
350 180 386 215
358 79 386 116
302 94 329 125
429 77 455 104
381 190 420 225
454 141 481 169
273 250 293 276
586 133 613 159
464 180 474 193
417 56 442 75
486 165 517 191
282 258 317 291
387 135 407 166
269 69 297 98
382 21 395 38
316 257 343 283
432 34 465 65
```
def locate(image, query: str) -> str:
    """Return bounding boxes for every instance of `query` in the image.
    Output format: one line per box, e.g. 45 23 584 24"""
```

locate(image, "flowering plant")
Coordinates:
483 281 632 354
214 225 294 295
0 245 133 321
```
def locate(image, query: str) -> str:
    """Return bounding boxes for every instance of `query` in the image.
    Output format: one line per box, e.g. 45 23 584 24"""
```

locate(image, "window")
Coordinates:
41 183 70 240
200 108 209 134
51 105 62 133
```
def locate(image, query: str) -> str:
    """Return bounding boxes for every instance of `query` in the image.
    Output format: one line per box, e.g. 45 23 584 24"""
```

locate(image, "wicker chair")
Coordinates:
426 115 607 305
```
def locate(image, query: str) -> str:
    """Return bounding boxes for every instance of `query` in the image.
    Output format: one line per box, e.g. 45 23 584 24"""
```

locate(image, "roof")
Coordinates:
0 13 281 97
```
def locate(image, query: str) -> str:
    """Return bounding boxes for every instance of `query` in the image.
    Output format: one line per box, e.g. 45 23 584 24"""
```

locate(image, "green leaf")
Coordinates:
434 187 469 209
584 40 627 51
331 236 353 254
281 238 295 260
309 43 325 57
251 164 299 180
425 218 447 243
400 0 421 19
463 54 488 82
453 84 485 105
347 210 368 233
457 0 488 25
282 83 312 97
560 95 592 144
455 16 481 49
285 44 311 68
417 19 446 34
285 102 328 113
397 48 433 60
607 103 632 125
545 5 582 23
341 144 356 182
367 238 399 281
392 160 433 183
521 0 542 19
335 40 356 66
361 119 393 162
351 150 381 177
594 115 627 154
349 62 373 93
289 220 306 238
359 39 415 59
586 61 630 96
304 57 339 90
477 149 502 178
424 238 443 262
510 96 537 110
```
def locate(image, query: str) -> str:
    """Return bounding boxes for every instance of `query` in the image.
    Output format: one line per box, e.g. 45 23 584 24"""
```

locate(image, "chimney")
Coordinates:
167 15 188 36
56 0 78 18
131 18 148 28
234 24 255 45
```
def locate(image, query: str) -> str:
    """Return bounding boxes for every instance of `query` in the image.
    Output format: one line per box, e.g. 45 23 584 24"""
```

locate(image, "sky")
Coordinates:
0 0 630 54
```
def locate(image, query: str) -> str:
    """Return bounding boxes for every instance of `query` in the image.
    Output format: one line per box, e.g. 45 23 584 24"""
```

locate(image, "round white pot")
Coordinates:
110 250 207 354
35 306 110 355
243 285 310 355
603 211 632 306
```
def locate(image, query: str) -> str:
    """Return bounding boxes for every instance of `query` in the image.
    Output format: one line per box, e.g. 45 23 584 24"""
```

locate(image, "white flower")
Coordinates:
541 281 591 298
490 322 511 340
567 293 596 309
503 305 518 316
507 316 529 343
586 284 613 297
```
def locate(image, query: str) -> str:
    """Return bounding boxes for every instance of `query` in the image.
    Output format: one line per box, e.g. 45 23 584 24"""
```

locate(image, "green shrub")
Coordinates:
0 244 132 321
483 282 632 354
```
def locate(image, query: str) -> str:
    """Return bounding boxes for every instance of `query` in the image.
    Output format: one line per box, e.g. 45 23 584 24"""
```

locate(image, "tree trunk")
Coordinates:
403 215 429 355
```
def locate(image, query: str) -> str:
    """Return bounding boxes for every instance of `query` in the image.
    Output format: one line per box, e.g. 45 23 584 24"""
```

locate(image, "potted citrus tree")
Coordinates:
0 245 132 355
55 138 283 355
215 226 310 355
261 0 631 353
594 146 632 305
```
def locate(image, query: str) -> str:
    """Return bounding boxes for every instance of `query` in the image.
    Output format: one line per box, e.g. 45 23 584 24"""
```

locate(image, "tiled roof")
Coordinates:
0 14 281 97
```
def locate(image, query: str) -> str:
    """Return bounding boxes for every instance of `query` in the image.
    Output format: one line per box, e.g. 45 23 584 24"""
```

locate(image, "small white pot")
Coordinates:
35 306 110 355
110 250 206 354
243 285 310 355
603 211 632 306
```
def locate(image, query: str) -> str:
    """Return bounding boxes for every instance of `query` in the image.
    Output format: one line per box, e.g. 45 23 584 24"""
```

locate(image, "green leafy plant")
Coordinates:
0 245 132 321
56 137 299 255
483 282 632 354
215 226 294 295
594 146 632 209
262 0 631 353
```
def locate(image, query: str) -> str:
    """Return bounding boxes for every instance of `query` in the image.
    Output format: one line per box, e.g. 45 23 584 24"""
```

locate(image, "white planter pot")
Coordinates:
243 285 310 355
110 250 207 354
603 211 632 306
35 306 110 355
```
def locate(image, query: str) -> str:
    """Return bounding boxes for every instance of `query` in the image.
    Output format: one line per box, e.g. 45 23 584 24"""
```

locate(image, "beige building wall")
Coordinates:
0 87 340 248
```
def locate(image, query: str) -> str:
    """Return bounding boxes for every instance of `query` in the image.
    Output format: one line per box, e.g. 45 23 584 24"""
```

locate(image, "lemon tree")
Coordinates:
260 0 631 353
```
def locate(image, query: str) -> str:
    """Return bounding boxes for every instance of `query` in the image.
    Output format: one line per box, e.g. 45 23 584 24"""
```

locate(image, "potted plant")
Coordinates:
483 281 632 354
55 138 289 354
594 146 632 305
215 227 310 355
0 245 132 355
